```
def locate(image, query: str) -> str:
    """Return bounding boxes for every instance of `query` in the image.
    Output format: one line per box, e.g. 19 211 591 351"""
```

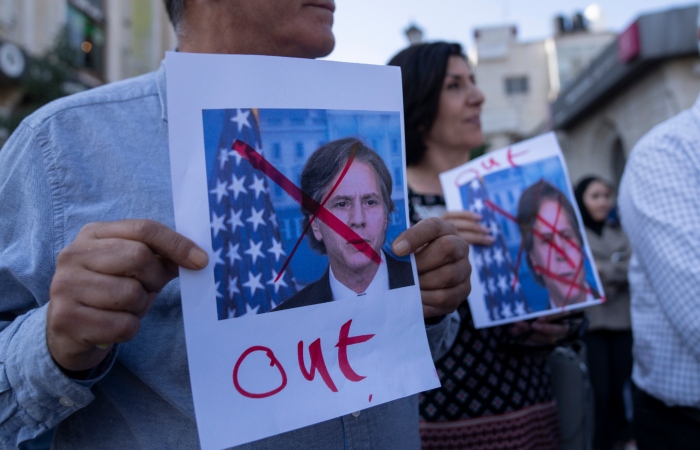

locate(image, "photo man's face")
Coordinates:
311 161 388 276
528 199 586 306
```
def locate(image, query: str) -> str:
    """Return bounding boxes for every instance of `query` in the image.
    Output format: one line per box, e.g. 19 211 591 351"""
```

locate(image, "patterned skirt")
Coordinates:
420 400 560 449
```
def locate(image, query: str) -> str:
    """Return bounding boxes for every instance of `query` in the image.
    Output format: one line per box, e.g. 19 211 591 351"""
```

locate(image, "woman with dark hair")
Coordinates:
389 42 565 449
575 176 634 450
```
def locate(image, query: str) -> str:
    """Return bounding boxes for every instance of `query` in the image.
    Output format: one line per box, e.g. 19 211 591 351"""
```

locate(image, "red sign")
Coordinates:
618 22 640 63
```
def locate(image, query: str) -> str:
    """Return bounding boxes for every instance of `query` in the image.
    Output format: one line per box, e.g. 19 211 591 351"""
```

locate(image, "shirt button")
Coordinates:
352 411 361 418
59 396 75 407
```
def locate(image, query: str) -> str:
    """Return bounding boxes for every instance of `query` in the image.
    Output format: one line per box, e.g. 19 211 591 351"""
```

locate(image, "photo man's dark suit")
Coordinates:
274 251 415 311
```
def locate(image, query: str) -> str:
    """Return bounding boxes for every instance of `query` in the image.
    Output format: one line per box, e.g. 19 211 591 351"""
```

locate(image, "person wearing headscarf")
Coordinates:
575 176 634 450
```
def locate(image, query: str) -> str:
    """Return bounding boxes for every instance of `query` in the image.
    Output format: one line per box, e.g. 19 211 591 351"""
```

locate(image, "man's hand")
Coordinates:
442 211 495 246
47 220 209 373
392 217 471 318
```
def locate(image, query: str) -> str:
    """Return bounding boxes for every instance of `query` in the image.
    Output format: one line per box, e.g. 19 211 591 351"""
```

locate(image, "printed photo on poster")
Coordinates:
441 133 604 328
202 108 414 320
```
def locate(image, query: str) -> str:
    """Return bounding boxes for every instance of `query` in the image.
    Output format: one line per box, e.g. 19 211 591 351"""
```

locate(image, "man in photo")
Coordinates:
276 138 414 310
517 179 598 308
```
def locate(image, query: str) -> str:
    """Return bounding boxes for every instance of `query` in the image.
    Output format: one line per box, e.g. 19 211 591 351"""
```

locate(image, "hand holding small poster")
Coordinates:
166 52 439 449
440 133 605 329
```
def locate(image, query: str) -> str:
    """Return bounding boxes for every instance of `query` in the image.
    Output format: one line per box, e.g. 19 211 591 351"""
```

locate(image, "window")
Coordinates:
393 167 402 186
67 3 106 79
295 142 304 159
272 143 281 159
504 76 529 95
391 139 400 155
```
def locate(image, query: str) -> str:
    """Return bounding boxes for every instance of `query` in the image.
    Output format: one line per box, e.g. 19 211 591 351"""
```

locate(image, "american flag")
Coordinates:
463 178 530 322
207 108 297 320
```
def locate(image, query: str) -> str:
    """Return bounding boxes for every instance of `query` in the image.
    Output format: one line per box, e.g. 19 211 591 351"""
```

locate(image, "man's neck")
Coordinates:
331 261 381 294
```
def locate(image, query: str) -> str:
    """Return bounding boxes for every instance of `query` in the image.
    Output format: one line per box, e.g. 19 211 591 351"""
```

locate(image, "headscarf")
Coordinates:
574 176 608 236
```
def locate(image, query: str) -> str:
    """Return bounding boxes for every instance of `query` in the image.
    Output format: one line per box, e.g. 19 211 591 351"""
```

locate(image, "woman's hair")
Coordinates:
387 42 467 166
574 175 615 234
301 138 394 254
517 180 583 286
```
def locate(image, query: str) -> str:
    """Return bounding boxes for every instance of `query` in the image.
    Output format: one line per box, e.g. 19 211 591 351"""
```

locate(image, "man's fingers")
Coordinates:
82 220 208 270
414 234 468 275
417 257 470 290
59 238 173 293
457 231 495 246
392 217 456 256
421 281 471 318
443 211 483 222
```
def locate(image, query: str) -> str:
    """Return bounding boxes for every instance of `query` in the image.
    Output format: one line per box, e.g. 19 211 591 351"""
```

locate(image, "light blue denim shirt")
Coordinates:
0 64 458 449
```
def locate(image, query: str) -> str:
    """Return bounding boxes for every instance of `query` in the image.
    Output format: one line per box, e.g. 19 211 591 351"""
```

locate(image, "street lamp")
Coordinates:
404 23 424 45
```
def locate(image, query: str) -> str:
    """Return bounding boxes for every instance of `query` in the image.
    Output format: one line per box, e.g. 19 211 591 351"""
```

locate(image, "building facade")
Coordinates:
551 5 700 186
0 0 175 143
473 16 615 152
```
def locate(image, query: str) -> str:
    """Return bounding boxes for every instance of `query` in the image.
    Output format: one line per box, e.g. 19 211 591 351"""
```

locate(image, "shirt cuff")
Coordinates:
4 304 118 428
424 310 460 361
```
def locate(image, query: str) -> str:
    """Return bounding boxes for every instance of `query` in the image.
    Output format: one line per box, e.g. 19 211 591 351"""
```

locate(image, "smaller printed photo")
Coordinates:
442 134 604 328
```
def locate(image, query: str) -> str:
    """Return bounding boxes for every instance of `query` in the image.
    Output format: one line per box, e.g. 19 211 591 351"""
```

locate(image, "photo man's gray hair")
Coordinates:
301 137 395 254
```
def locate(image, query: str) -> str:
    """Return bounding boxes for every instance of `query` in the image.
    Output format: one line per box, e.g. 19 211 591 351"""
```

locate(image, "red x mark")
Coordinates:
231 140 382 281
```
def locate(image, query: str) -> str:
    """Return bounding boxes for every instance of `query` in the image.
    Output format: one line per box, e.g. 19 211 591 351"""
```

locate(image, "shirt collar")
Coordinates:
155 61 168 123
328 251 389 301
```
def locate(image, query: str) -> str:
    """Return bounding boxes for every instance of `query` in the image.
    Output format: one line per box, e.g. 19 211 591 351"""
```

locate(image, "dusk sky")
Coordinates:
324 1 693 65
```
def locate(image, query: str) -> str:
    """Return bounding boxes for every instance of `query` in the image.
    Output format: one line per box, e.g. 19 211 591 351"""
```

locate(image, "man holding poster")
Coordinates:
0 1 470 449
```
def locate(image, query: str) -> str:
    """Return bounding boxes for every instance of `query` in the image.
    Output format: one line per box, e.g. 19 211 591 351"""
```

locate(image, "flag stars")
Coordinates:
493 247 505 266
227 276 240 297
228 148 244 166
487 277 497 294
212 247 225 266
483 249 493 267
514 301 527 316
247 206 266 232
242 301 261 316
510 273 521 292
231 109 251 132
470 179 481 191
244 238 264 264
501 302 513 319
226 242 242 266
218 148 230 169
210 212 226 238
209 179 229 204
227 208 244 232
268 238 286 262
473 253 483 269
488 221 499 237
242 270 264 296
497 275 508 294
249 175 267 199
267 270 288 294
228 174 247 200
472 198 484 212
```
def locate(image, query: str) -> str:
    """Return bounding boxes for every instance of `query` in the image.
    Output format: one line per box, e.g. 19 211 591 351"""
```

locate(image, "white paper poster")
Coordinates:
440 133 605 329
166 52 439 449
